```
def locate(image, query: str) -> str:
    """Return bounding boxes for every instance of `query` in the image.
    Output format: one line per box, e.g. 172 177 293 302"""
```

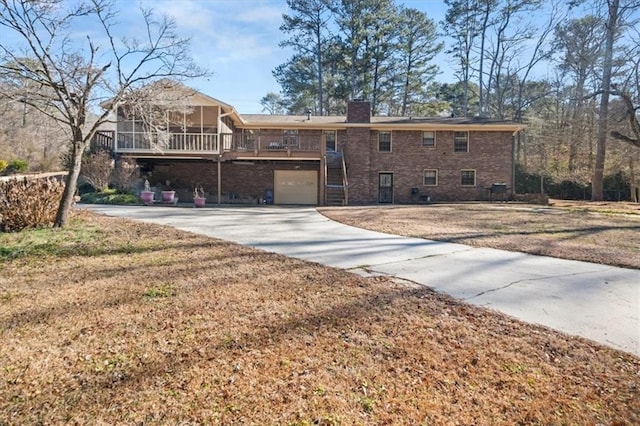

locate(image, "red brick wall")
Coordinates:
344 128 373 203
140 128 514 205
347 101 371 123
343 130 514 203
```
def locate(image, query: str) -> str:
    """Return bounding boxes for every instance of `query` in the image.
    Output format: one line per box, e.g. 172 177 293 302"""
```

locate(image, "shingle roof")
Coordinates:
240 113 524 131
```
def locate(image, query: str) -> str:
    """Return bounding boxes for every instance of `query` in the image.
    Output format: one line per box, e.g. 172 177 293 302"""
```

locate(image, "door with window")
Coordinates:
325 130 336 151
378 173 393 203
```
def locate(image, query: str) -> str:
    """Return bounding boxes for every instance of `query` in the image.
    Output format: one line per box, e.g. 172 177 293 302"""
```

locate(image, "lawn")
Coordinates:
319 200 640 269
0 209 638 424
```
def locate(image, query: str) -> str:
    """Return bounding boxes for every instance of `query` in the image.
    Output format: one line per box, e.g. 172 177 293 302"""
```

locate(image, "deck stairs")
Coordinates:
325 150 348 206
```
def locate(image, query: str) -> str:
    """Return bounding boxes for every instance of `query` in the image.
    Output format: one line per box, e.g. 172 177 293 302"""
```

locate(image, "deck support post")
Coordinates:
217 156 222 205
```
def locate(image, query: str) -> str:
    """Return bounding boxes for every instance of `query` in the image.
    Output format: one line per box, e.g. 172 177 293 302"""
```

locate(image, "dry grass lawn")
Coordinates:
320 200 640 269
0 210 638 424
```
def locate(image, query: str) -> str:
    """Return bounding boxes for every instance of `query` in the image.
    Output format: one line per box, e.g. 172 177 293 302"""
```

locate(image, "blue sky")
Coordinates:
2 0 562 114
137 0 453 113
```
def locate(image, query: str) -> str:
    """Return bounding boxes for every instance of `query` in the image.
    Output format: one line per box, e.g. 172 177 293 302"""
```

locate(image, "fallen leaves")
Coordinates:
0 212 638 424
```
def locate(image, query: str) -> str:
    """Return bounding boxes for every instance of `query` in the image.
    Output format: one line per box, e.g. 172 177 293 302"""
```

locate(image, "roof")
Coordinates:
240 113 524 132
106 80 524 133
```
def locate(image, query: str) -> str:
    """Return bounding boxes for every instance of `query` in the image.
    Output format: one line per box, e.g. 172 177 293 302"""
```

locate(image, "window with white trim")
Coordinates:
461 169 476 186
283 129 298 147
378 131 391 152
423 169 438 186
422 131 435 147
454 131 469 152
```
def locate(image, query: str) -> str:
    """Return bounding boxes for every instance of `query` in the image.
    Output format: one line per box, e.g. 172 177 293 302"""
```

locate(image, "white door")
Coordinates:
274 170 318 205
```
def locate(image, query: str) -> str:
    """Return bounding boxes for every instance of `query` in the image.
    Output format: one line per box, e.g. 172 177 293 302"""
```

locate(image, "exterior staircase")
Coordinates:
325 150 348 206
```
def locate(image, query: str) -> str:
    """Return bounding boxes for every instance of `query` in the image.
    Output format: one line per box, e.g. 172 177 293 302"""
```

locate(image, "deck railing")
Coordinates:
116 132 219 153
231 136 321 153
93 130 323 155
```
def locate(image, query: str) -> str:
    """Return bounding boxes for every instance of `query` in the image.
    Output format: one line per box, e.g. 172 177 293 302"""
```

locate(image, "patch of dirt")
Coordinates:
319 201 640 269
0 212 638 424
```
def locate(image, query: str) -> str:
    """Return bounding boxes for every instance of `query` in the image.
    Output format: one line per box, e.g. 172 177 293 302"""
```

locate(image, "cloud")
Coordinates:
238 4 284 25
143 0 287 66
150 0 215 30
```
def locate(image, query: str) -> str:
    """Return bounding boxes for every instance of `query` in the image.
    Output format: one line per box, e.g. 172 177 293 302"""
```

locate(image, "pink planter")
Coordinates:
140 191 154 205
161 191 175 202
193 197 206 208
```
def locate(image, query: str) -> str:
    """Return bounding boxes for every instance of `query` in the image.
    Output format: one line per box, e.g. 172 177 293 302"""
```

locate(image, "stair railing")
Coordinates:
323 154 328 205
340 150 348 206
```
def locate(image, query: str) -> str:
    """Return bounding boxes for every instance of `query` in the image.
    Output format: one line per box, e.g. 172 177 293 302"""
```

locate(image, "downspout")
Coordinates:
512 129 519 199
320 131 326 205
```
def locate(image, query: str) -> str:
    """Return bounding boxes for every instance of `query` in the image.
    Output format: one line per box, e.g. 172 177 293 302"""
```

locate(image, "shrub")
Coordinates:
0 177 65 232
81 150 113 192
80 189 137 205
5 159 28 175
0 160 7 174
110 158 139 192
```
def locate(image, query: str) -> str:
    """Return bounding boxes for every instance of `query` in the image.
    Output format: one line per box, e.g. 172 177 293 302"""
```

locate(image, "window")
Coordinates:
423 169 438 186
454 131 469 152
422 131 436 147
283 129 298 147
378 131 391 152
242 130 258 150
461 169 476 186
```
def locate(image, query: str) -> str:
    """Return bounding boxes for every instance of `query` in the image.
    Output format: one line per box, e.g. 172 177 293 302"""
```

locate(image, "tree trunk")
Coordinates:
630 157 638 203
316 16 324 116
592 0 619 201
54 139 85 227
568 75 586 172
478 3 490 117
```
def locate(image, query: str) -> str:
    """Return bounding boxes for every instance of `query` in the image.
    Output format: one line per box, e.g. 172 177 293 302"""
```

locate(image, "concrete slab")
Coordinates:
82 204 640 356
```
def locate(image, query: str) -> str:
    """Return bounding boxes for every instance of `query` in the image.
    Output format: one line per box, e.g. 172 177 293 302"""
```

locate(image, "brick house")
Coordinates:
94 85 524 205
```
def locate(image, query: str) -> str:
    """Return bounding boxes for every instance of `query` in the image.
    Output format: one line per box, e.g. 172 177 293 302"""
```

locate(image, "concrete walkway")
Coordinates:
83 204 640 356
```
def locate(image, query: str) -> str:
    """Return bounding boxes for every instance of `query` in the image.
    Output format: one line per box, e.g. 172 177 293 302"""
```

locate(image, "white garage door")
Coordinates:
274 170 318 205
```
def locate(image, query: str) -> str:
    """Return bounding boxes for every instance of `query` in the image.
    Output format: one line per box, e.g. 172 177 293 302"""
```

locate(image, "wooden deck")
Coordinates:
92 131 323 159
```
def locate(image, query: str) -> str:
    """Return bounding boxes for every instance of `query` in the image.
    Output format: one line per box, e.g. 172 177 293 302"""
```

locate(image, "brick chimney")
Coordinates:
347 99 371 123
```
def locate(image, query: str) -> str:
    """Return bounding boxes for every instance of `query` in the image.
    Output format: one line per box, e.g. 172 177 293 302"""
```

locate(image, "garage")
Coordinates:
274 170 318 205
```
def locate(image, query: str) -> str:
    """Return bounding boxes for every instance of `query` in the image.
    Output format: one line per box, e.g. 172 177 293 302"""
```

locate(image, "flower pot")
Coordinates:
193 197 206 208
140 190 154 205
161 190 175 202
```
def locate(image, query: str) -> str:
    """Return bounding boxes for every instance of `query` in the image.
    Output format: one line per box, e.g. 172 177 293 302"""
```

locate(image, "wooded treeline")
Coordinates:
266 0 640 201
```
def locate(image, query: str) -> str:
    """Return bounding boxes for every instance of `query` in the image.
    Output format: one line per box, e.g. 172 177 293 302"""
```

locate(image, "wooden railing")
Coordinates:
229 135 321 153
116 132 219 153
93 131 114 151
341 150 349 205
93 130 323 155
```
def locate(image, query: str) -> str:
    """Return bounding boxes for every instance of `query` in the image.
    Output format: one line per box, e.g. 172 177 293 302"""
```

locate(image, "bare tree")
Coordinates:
592 0 639 200
609 31 640 149
0 0 206 226
553 15 605 172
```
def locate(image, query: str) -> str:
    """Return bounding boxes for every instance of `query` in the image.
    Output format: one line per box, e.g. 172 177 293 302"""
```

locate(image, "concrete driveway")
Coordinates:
83 204 640 356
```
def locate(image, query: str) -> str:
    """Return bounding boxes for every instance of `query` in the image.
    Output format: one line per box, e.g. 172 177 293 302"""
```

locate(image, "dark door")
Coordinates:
379 173 393 203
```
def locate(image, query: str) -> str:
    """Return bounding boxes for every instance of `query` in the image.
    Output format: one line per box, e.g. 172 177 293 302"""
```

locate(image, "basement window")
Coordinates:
461 169 476 186
423 169 438 186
